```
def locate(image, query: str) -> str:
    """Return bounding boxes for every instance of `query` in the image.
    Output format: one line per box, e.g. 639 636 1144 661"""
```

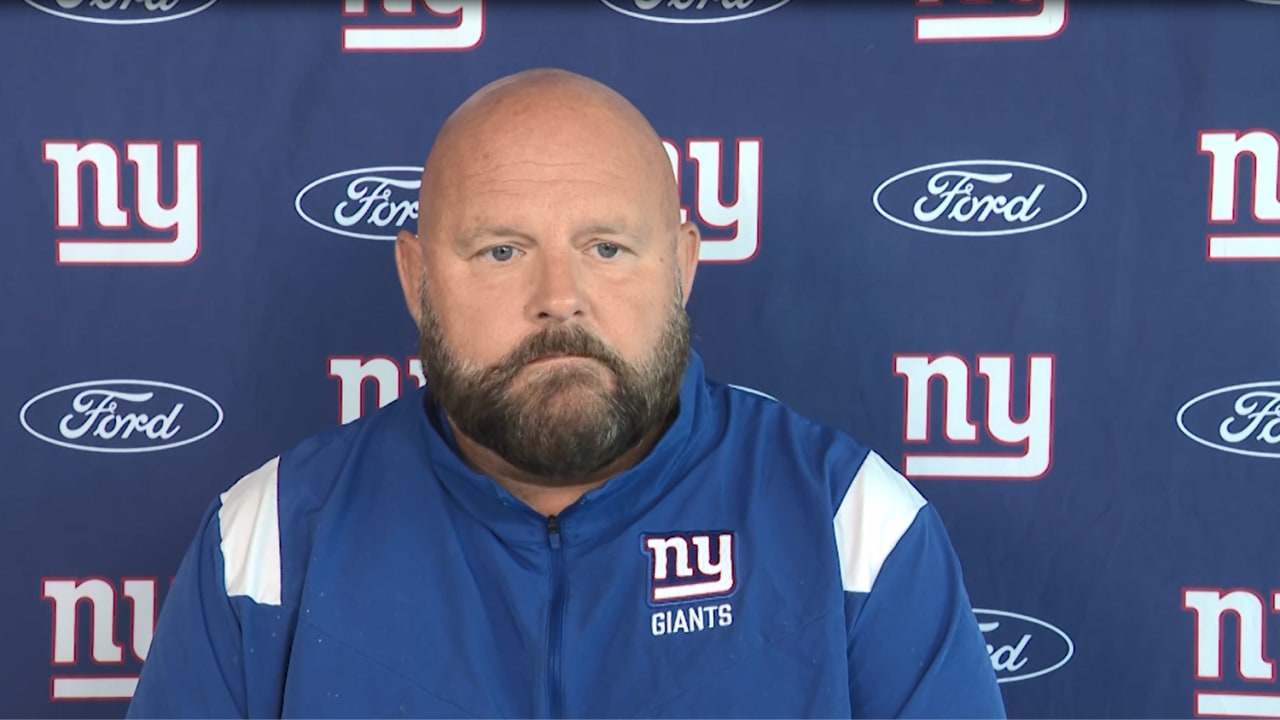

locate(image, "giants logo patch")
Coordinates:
643 532 736 603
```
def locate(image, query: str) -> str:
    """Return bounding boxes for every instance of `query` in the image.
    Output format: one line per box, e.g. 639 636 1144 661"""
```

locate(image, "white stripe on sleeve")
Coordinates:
217 456 282 606
833 450 927 594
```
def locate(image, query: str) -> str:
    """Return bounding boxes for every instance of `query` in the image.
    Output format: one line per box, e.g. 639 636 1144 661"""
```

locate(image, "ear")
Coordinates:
676 221 700 306
395 229 424 324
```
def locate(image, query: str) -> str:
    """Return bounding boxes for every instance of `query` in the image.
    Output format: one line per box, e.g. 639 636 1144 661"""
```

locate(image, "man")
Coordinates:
128 68 1005 718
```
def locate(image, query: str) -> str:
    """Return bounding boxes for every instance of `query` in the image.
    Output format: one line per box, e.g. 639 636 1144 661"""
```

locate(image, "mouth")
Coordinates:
527 354 592 366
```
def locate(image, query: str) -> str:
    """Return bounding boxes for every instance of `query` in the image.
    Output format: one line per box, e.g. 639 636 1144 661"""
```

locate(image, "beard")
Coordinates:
416 285 691 484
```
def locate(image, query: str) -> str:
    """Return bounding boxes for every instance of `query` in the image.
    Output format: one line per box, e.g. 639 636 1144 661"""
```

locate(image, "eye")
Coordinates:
594 242 621 259
486 245 518 262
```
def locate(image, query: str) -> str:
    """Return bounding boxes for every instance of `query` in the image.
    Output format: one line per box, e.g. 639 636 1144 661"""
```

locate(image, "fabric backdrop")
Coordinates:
3 1 1278 717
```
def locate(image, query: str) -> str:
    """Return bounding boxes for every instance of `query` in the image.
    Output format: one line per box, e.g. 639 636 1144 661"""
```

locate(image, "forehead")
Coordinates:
428 108 671 234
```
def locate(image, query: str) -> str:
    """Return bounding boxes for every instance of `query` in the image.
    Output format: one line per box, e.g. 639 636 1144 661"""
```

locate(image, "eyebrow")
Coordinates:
455 223 641 252
576 223 638 241
455 226 534 253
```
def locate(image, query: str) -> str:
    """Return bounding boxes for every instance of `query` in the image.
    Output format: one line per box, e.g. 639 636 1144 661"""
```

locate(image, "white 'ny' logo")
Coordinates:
1200 129 1280 261
894 354 1054 480
43 140 200 265
43 576 166 700
1182 587 1280 718
914 0 1067 42
663 138 762 263
341 0 484 52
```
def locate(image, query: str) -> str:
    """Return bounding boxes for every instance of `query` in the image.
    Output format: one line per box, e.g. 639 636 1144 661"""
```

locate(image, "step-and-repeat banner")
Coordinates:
2 1 1278 717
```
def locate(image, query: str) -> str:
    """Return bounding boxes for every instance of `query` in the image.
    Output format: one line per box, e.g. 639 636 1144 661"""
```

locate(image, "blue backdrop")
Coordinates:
4 1 1279 717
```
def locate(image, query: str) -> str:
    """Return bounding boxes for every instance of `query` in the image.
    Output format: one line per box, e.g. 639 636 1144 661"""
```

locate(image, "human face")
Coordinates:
408 108 698 480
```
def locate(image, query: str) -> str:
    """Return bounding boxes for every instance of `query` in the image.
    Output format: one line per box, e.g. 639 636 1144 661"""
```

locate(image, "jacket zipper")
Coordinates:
546 514 566 718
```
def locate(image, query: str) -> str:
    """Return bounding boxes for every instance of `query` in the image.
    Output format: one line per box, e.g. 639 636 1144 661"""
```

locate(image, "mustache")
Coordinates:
489 324 627 380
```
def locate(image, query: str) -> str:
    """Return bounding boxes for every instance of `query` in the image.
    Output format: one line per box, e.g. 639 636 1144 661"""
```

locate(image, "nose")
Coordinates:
526 249 587 323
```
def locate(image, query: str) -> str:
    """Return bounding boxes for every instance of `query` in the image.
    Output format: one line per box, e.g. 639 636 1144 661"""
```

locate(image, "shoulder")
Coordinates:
707 378 918 503
831 450 927 594
223 387 426 504
706 379 928 592
213 390 426 605
706 379 861 474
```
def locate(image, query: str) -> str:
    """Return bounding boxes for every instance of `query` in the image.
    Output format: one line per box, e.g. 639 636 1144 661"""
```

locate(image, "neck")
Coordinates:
447 417 670 517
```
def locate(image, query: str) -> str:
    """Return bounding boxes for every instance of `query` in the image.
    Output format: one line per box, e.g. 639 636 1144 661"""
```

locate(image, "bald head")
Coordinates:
439 68 663 150
417 68 681 245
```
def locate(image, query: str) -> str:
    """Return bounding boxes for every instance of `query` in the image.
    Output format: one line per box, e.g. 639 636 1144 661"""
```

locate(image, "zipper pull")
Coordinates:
547 514 561 549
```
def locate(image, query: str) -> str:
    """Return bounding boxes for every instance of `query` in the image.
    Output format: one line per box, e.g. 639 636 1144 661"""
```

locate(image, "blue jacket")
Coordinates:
128 351 1005 718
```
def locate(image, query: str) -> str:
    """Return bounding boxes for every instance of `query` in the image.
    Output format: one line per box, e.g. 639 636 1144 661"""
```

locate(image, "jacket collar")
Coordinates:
414 351 714 547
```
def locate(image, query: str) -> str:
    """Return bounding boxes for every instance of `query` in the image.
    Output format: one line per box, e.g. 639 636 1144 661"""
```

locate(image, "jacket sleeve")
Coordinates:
126 500 249 718
837 452 1005 718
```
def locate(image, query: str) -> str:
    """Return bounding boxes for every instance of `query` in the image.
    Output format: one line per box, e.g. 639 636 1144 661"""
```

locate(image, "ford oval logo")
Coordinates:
873 160 1087 237
1176 381 1280 459
973 608 1074 683
24 0 218 25
295 166 422 241
19 379 224 454
599 0 790 24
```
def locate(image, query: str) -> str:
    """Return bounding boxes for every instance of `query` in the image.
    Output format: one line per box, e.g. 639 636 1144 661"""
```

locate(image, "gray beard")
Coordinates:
416 286 690 483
